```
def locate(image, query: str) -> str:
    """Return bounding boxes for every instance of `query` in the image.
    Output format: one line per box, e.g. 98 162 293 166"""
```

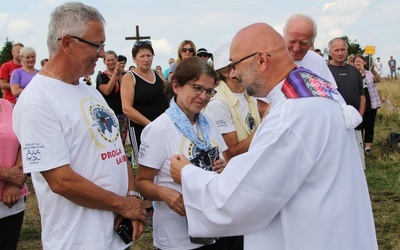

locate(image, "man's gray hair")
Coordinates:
283 14 317 44
47 2 105 55
328 37 348 51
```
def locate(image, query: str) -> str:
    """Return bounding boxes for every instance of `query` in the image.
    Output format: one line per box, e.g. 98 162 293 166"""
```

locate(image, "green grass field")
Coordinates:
17 79 400 249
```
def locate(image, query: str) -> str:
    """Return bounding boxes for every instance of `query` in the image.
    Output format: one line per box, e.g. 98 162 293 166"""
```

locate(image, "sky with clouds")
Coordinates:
1 0 399 80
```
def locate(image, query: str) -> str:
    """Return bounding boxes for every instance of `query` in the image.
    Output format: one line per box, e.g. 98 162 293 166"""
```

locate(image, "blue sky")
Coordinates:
1 0 399 80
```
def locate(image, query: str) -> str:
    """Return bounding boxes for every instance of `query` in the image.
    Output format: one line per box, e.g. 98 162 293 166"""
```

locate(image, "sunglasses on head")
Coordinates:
134 40 152 47
182 48 194 53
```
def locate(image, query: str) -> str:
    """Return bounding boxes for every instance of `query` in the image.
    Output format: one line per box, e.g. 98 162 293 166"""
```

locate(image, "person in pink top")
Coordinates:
0 99 29 249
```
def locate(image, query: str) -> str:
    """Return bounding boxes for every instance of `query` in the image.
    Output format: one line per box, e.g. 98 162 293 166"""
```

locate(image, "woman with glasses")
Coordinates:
168 40 196 81
136 57 228 250
96 50 128 145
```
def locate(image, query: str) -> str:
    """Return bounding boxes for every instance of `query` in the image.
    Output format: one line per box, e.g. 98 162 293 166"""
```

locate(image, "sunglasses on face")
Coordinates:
134 40 152 47
182 48 194 53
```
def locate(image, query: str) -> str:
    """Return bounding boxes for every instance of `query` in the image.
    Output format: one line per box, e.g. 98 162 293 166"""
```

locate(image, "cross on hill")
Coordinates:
125 25 151 42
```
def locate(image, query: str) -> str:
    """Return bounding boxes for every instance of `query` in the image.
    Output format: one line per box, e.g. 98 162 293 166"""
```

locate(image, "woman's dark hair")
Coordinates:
164 57 217 100
131 41 154 58
117 54 127 62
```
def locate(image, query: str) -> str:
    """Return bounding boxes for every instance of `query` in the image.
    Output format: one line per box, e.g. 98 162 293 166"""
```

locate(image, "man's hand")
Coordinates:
170 154 190 184
7 164 27 188
114 215 145 241
117 196 147 224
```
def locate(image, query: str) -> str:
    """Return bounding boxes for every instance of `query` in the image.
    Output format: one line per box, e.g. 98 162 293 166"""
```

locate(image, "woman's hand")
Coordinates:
161 186 186 216
2 183 20 208
213 158 227 174
7 164 27 188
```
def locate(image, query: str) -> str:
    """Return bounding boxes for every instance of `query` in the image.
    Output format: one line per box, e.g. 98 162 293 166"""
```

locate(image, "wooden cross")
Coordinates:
125 25 151 42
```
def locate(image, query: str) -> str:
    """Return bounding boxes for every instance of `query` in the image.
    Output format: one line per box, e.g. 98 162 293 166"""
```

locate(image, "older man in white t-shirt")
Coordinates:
283 13 337 89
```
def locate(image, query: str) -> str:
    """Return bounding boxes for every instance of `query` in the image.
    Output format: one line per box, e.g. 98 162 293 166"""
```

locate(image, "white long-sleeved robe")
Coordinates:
181 81 378 250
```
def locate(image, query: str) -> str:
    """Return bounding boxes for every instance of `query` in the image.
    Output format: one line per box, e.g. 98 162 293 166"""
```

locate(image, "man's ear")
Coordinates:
59 35 72 53
258 51 269 72
220 69 230 79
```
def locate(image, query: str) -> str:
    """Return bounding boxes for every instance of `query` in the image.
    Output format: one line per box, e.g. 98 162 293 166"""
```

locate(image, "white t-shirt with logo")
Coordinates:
139 113 227 250
13 74 129 250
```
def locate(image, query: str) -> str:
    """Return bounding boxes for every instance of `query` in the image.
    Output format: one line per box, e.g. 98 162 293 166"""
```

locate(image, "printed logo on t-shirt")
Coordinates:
24 147 42 165
80 97 120 149
179 137 220 163
246 113 256 131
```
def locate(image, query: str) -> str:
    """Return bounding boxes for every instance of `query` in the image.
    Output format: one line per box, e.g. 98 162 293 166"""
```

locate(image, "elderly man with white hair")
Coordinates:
283 14 337 88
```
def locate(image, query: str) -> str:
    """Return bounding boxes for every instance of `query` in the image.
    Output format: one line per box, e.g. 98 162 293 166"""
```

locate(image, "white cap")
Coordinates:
213 35 234 71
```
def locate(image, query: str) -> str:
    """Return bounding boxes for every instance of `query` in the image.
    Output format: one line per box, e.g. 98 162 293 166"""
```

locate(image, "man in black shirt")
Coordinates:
328 37 366 169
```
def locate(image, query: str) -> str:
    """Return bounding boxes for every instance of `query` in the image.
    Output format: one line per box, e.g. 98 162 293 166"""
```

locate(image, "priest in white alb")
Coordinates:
170 23 378 250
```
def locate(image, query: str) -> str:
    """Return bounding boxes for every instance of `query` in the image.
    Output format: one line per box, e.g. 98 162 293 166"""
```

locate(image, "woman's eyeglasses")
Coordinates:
134 40 152 47
182 48 194 53
187 83 217 98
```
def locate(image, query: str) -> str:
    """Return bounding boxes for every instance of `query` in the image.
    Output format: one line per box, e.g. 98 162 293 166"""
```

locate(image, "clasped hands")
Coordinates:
2 163 27 208
170 154 226 184
7 163 27 188
115 196 147 241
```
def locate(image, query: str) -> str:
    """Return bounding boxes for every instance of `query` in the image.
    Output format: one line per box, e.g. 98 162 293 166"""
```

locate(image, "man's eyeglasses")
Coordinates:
134 40 152 47
229 52 271 70
58 35 105 53
182 48 194 53
188 83 217 98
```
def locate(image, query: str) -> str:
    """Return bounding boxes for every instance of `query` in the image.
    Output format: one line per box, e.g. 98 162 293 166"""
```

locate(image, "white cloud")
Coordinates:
323 0 368 13
8 19 33 37
153 38 173 56
0 0 398 77
0 13 8 38
322 2 337 12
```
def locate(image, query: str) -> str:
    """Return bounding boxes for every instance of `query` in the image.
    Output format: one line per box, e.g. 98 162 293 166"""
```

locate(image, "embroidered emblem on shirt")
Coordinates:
282 67 338 100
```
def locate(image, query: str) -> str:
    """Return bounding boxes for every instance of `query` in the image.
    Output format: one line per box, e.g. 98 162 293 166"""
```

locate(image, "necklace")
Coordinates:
42 67 63 81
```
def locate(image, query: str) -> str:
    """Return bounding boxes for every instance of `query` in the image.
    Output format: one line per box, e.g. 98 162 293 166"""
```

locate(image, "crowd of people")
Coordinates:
0 2 389 250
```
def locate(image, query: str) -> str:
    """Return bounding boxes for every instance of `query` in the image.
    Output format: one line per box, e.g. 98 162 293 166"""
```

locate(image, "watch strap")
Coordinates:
126 191 143 200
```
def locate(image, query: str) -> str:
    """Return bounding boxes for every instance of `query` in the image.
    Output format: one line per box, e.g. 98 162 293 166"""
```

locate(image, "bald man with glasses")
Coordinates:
170 22 377 250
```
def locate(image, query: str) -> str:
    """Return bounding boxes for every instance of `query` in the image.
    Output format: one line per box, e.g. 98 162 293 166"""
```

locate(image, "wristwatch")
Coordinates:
126 191 143 200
